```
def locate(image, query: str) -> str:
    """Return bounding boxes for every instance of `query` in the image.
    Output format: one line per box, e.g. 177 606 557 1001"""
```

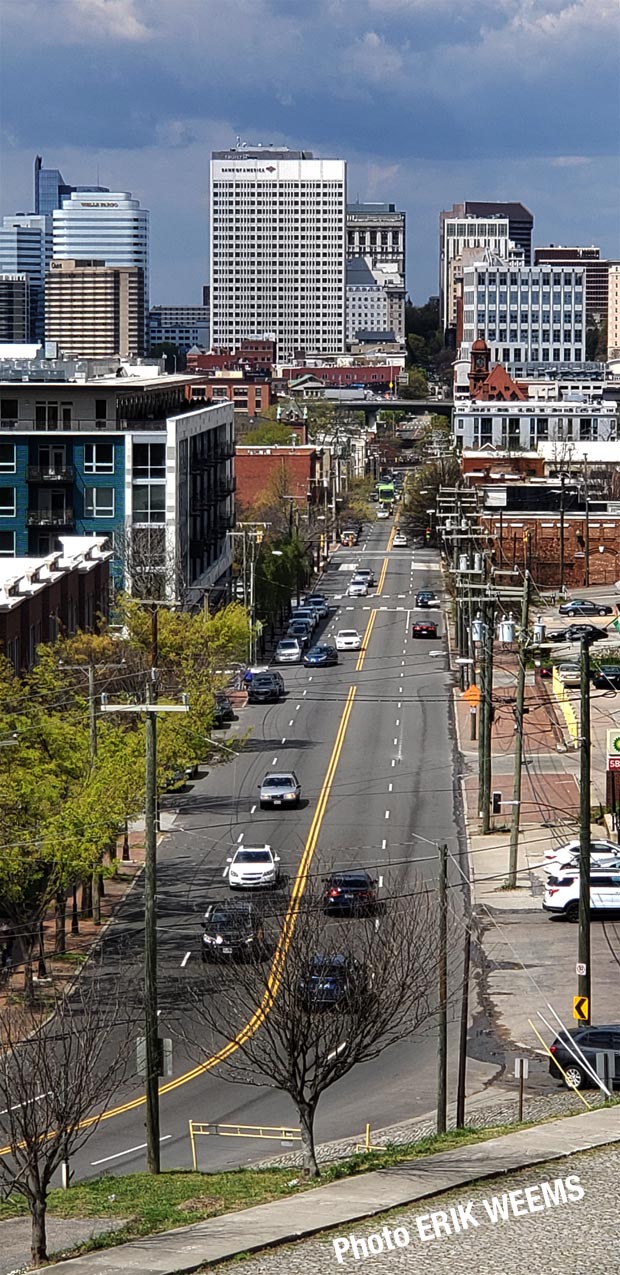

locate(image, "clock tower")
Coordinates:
469 338 491 397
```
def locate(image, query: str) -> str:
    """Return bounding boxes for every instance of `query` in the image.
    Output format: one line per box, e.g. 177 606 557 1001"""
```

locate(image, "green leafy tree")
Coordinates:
242 422 301 446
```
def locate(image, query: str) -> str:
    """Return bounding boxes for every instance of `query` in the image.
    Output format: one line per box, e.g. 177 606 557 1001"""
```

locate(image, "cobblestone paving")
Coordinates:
257 1086 608 1168
209 1144 619 1275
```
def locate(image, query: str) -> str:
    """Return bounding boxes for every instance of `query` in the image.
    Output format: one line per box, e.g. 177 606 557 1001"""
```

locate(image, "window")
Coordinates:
132 443 166 480
95 400 107 425
0 488 16 517
0 531 15 556
0 443 15 472
0 400 18 425
84 443 114 474
132 485 165 524
84 487 114 518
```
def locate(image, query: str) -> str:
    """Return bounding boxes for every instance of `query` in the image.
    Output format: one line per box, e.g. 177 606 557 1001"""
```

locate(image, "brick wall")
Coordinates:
235 447 322 510
481 512 620 587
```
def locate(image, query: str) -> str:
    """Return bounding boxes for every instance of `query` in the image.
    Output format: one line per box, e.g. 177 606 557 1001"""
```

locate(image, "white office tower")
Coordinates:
52 192 149 342
460 259 585 366
210 146 346 360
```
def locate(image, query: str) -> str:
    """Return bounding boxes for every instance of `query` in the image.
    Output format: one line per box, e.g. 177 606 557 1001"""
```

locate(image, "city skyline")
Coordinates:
1 0 618 308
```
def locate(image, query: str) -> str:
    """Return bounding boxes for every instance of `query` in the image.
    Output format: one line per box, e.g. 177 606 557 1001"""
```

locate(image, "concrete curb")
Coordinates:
42 1106 620 1273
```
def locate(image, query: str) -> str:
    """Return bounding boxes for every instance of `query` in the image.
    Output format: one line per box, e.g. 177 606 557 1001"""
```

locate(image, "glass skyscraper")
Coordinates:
34 155 108 217
52 192 149 346
0 218 47 341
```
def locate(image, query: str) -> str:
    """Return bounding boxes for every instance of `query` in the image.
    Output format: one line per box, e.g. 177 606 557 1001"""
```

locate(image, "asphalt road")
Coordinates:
67 518 497 1181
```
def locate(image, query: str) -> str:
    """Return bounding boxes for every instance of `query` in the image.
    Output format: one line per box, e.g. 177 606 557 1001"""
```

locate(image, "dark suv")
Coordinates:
548 1024 620 1088
247 674 282 704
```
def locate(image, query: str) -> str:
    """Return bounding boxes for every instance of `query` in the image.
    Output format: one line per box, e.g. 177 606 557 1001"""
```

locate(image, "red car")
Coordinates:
412 621 438 638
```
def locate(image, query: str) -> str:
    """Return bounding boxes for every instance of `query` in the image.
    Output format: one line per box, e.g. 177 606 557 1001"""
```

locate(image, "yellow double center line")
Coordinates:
69 685 359 1131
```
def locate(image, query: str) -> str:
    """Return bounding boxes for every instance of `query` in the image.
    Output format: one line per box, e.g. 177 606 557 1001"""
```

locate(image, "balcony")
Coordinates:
27 508 74 527
26 465 75 483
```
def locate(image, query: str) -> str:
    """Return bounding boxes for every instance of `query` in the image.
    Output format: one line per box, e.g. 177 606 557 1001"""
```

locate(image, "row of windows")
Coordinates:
0 441 165 478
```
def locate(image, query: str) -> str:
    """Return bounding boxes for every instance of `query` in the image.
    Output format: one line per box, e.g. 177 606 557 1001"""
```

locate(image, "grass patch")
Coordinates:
1 1104 618 1262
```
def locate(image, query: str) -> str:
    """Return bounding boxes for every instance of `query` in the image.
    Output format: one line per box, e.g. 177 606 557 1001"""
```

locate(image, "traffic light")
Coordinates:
425 527 431 543
255 528 264 545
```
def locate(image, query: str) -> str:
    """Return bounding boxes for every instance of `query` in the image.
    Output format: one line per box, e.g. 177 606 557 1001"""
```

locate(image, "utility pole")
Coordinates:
583 455 590 588
508 570 531 886
455 921 471 1129
578 635 591 1025
436 842 448 1135
144 603 160 1173
248 534 256 666
480 601 495 834
559 471 566 590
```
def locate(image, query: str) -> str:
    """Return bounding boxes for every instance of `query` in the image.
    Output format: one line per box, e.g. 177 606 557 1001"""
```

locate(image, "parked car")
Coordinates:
557 662 581 688
226 845 281 889
376 507 390 519
275 638 302 664
298 954 372 1011
543 868 620 920
286 620 312 649
212 692 235 728
416 590 439 609
347 578 368 597
393 532 408 547
412 620 438 638
548 623 608 644
247 673 282 704
322 870 378 915
548 1024 620 1088
335 629 362 651
201 901 265 961
258 771 301 808
542 839 620 875
592 664 620 689
302 594 330 618
290 607 319 631
559 598 613 617
304 644 339 667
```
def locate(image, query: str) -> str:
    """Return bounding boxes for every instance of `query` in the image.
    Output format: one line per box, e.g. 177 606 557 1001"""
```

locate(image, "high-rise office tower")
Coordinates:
439 201 534 331
460 260 585 367
34 155 109 217
45 258 145 357
346 201 406 343
534 246 612 324
0 275 30 343
52 191 149 345
608 265 620 362
210 145 346 359
0 219 47 341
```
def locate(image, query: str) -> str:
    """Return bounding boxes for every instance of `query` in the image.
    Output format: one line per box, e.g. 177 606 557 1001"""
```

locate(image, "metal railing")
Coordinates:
27 509 74 526
26 465 75 482
188 1119 301 1171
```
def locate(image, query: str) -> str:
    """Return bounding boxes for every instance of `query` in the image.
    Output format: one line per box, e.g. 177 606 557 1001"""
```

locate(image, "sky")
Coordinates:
1 0 619 306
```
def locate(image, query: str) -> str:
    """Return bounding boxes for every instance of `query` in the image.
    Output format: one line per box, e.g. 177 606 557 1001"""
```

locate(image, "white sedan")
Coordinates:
376 507 390 520
347 578 368 597
335 629 362 650
393 532 408 547
542 839 620 875
226 845 281 889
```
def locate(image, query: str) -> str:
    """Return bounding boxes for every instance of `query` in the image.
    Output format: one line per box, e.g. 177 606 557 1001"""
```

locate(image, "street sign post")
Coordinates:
514 1057 529 1121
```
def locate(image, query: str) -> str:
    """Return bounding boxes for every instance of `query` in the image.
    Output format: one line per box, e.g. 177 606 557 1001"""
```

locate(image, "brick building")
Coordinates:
479 510 620 588
186 339 275 375
186 378 273 416
0 534 111 672
235 445 327 511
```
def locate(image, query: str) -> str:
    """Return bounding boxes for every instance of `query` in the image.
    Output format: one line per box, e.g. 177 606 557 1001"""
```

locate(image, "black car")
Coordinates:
416 591 438 609
201 901 265 961
548 623 608 644
323 870 378 914
298 954 372 1010
212 693 235 728
548 1024 620 1088
559 599 613 617
304 644 339 667
592 664 620 689
247 673 282 704
412 620 438 638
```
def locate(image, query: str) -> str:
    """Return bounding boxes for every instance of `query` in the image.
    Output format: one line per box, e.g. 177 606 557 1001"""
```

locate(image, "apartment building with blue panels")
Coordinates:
0 356 234 599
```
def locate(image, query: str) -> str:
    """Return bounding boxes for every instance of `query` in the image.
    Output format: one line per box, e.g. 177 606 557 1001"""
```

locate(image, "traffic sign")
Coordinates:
462 684 481 706
576 962 586 976
573 996 589 1022
606 730 620 772
608 757 620 772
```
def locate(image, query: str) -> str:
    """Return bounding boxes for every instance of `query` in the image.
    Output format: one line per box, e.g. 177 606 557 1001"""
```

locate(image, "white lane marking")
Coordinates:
375 917 381 931
303 689 307 697
327 1041 348 1060
91 1136 172 1167
391 758 396 767
399 686 403 693
0 1092 51 1116
378 875 384 887
385 810 390 820
395 719 400 726
181 951 191 968
296 705 300 711
381 838 387 850
401 660 405 666
393 738 398 746
272 756 278 764
250 804 257 814
237 832 244 842
402 649 406 655
289 720 294 726
222 867 229 878
281 737 286 744
388 782 393 792
308 675 313 682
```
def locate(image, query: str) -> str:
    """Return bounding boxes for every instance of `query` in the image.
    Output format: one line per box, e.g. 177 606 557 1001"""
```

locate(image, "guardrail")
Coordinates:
188 1119 301 1170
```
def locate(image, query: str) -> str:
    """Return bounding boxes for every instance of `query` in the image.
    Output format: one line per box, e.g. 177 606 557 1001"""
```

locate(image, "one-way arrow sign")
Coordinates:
573 995 589 1022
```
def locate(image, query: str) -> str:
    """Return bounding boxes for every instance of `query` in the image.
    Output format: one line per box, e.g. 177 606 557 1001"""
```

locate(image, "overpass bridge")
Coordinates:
325 396 454 427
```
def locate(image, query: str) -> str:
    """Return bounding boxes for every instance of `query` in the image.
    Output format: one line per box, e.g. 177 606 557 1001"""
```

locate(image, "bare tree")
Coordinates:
0 970 138 1266
183 877 457 1177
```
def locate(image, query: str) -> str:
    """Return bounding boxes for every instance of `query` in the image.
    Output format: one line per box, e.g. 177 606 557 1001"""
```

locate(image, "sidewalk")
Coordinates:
37 1105 620 1273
